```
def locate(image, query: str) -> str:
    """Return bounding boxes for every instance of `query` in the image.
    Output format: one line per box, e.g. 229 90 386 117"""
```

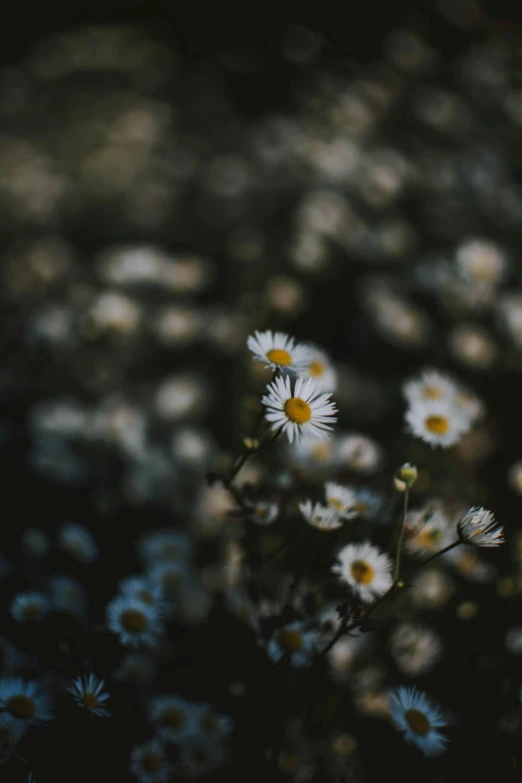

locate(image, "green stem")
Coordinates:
420 539 461 567
393 488 410 585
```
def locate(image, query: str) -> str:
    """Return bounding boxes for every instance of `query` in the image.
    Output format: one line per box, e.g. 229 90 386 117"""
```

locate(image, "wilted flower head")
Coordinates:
457 506 504 547
299 500 343 530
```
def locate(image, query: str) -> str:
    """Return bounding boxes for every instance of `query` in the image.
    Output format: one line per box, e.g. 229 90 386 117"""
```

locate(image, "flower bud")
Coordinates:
396 463 418 489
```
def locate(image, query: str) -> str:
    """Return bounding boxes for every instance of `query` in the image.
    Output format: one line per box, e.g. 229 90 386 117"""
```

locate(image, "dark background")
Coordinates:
2 2 522 782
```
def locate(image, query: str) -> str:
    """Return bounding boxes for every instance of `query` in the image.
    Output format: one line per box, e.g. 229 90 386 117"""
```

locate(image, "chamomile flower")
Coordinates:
261 375 337 444
332 541 393 603
10 591 50 623
149 695 197 742
58 522 98 564
405 506 453 556
457 506 504 547
390 624 443 675
0 678 53 742
299 500 343 530
324 482 358 519
403 369 460 406
405 397 472 448
247 330 311 372
335 433 383 474
389 686 448 756
267 621 319 667
299 344 337 391
129 739 172 783
106 595 164 648
68 674 110 718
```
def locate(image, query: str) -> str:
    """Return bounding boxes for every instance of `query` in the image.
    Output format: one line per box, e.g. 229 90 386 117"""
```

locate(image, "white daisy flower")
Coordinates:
149 695 198 742
403 369 460 406
390 624 443 676
68 674 110 718
455 238 506 285
50 576 87 616
261 375 337 444
0 677 53 742
299 344 337 391
335 433 383 474
457 506 504 547
58 522 98 564
410 569 455 610
267 621 319 668
389 686 448 757
106 595 164 648
405 397 472 448
299 500 343 530
324 483 358 519
10 591 50 623
129 739 172 783
405 506 454 556
332 541 393 603
247 330 311 372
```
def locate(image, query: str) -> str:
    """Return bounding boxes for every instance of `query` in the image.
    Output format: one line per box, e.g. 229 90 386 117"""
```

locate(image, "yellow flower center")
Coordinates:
144 753 161 772
350 560 375 585
278 629 304 652
163 709 186 728
283 398 312 424
405 709 430 736
425 415 449 435
83 693 98 709
121 609 147 633
266 348 292 366
7 695 35 720
328 497 345 511
308 360 325 377
422 386 443 400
